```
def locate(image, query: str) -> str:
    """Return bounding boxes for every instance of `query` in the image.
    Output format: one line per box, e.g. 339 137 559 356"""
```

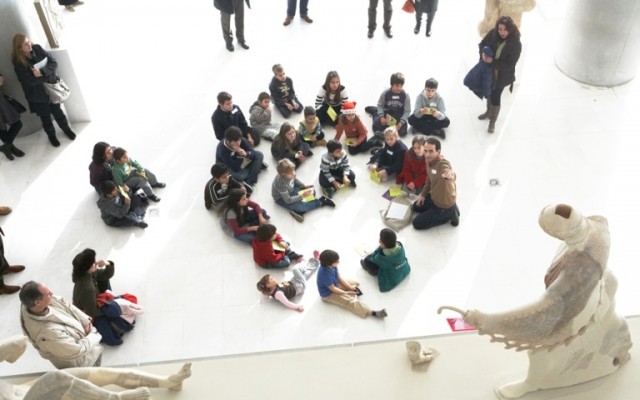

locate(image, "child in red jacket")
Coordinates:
252 224 303 268
396 135 428 194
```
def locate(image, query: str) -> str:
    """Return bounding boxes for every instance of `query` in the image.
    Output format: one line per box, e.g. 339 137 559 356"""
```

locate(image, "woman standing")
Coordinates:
414 0 439 37
314 71 348 127
478 16 521 133
11 34 76 147
0 73 24 160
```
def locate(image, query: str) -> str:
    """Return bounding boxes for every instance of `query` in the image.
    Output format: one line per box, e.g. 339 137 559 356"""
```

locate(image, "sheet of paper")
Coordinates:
327 105 337 121
297 189 315 202
33 58 48 70
386 202 409 220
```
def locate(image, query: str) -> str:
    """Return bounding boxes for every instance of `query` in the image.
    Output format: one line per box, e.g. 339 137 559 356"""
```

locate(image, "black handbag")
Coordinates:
3 95 26 114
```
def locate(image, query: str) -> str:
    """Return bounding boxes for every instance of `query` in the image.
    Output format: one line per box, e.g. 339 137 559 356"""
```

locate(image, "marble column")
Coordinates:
555 0 640 87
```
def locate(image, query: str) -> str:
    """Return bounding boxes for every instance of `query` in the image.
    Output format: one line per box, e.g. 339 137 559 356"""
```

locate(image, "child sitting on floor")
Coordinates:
319 140 356 199
270 122 312 168
249 92 280 141
396 135 428 195
316 249 387 319
97 180 148 229
368 126 407 183
360 228 411 292
298 106 326 148
272 159 334 223
252 224 303 269
112 147 165 202
256 253 321 312
334 101 379 155
204 163 253 210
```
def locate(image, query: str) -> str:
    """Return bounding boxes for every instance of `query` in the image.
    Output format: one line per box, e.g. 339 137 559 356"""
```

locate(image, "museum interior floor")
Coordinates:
1 0 638 398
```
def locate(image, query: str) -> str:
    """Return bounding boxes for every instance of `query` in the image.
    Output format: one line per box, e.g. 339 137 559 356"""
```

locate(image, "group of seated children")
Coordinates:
257 229 411 318
89 142 165 229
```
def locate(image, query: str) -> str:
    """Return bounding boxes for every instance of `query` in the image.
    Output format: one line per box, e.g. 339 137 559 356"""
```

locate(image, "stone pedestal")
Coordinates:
555 0 640 87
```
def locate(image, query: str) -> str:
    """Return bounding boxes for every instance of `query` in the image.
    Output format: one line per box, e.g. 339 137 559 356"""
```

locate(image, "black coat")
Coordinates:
213 0 234 14
13 44 58 115
478 29 522 90
415 0 438 13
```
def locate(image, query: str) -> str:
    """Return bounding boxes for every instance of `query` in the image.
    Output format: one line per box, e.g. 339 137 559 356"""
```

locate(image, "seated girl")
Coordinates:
314 71 348 127
270 122 312 168
219 188 269 244
256 252 321 312
396 135 428 194
252 224 302 269
334 101 378 155
368 127 407 182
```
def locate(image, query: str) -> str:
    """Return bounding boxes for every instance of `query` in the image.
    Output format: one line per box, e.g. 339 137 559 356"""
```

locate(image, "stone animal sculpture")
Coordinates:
438 204 632 398
405 341 435 365
0 335 192 400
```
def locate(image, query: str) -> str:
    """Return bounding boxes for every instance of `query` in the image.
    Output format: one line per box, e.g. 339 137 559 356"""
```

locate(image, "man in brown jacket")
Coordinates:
412 137 460 229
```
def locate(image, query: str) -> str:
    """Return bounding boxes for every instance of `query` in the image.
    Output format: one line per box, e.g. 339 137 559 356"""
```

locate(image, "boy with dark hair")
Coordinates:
269 64 304 118
372 72 411 137
317 249 387 319
408 78 450 139
319 140 356 199
298 106 326 147
97 180 148 229
112 147 164 202
204 163 253 210
249 92 280 141
360 228 411 292
215 126 265 186
211 91 258 146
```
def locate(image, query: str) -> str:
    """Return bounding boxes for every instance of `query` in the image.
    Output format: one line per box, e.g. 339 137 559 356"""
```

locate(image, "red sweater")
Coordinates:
396 149 427 188
252 233 285 267
334 115 367 147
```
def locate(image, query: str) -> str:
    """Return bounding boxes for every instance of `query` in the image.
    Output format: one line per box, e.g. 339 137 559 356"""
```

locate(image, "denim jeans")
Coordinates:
287 0 309 17
412 196 457 230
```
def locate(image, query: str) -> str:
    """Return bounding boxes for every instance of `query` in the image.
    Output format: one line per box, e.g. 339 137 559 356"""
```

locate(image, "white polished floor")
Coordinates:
1 0 639 377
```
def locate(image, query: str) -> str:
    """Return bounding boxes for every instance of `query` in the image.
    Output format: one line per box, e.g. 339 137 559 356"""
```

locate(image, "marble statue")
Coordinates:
0 335 191 400
438 204 632 398
405 341 436 365
478 0 536 36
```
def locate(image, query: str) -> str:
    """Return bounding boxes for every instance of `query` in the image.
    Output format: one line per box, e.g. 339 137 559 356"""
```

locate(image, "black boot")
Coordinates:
0 144 14 160
10 144 25 157
40 115 60 146
52 108 76 140
414 14 421 34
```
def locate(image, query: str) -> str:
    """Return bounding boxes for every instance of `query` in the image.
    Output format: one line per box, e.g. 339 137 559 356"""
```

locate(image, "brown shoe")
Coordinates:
283 16 293 26
0 284 21 295
315 139 327 146
65 4 75 11
2 265 25 275
301 15 313 23
0 206 12 216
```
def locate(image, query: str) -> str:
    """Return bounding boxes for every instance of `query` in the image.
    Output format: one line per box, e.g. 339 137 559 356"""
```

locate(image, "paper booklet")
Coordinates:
326 106 337 121
297 189 315 202
240 157 252 169
386 114 397 126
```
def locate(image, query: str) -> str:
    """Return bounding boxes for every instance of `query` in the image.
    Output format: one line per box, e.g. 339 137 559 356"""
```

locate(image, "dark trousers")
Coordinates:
0 234 7 287
490 86 506 106
220 0 245 44
319 168 356 189
361 254 380 276
347 139 375 155
408 114 450 134
317 103 341 127
287 0 309 16
373 117 408 137
412 195 457 230
368 0 392 31
0 121 23 145
275 98 304 119
416 10 436 31
105 195 147 228
39 103 71 136
234 209 269 243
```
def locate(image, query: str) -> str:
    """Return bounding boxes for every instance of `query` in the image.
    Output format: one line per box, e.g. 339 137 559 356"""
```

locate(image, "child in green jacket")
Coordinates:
360 228 410 292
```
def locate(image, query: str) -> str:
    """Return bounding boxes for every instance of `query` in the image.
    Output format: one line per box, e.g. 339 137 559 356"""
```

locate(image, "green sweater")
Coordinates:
112 159 145 187
369 243 410 292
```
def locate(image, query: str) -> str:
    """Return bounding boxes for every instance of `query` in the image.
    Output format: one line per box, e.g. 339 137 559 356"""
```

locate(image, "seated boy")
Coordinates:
204 163 253 210
269 64 303 118
272 159 334 223
298 106 326 147
360 228 411 292
368 126 407 182
319 140 356 199
249 92 280 141
316 249 387 319
408 78 450 139
97 180 148 228
372 72 411 137
216 126 265 186
112 147 164 202
211 91 259 146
